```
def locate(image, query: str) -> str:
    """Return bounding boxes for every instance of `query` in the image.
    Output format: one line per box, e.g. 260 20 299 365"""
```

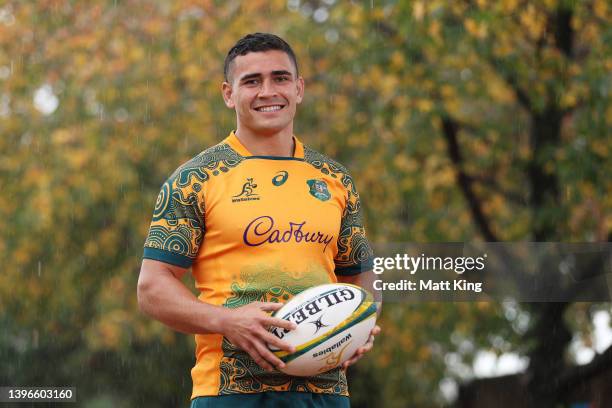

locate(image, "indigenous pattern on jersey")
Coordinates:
143 131 373 399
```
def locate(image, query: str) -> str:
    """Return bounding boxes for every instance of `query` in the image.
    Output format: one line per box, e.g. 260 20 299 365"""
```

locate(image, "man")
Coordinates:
137 33 380 408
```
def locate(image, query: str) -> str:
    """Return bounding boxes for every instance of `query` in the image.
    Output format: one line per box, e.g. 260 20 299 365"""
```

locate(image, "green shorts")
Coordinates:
190 392 350 408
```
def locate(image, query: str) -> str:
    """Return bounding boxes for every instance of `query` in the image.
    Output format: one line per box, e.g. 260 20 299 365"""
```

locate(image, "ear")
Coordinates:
222 82 235 109
295 76 305 104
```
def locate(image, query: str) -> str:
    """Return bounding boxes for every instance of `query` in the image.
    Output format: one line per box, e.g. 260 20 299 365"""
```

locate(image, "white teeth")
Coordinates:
257 105 282 112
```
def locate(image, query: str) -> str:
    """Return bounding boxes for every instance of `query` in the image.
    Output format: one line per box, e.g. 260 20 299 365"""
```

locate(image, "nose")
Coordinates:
258 78 278 98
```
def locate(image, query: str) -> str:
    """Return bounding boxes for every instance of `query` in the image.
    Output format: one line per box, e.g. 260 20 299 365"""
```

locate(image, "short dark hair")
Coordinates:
224 32 299 82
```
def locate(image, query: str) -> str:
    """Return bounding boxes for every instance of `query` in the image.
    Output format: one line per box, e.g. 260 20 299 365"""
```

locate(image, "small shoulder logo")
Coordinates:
306 179 331 201
272 171 289 186
309 315 329 334
232 178 260 203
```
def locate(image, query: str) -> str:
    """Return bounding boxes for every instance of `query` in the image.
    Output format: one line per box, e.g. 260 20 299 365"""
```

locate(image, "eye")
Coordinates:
244 79 260 86
275 76 290 82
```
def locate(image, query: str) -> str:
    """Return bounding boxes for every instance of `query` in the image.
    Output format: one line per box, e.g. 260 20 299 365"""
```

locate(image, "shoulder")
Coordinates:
168 141 244 188
303 145 357 194
303 145 350 175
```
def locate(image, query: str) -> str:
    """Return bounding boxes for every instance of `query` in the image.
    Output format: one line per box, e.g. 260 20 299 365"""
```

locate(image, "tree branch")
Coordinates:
557 344 612 395
554 5 574 58
467 174 527 206
486 57 533 112
374 20 398 38
441 117 499 241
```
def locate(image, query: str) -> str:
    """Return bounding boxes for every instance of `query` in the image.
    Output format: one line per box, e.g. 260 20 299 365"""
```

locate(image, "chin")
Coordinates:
255 127 286 136
253 122 291 135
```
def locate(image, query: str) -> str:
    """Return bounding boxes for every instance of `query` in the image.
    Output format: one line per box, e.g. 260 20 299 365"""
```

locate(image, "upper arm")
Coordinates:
337 270 374 290
142 167 207 269
334 173 374 277
137 259 189 309
139 258 189 283
338 270 382 314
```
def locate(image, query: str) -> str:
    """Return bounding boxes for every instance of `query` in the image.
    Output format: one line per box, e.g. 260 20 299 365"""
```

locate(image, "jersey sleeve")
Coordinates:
143 166 207 268
334 173 374 276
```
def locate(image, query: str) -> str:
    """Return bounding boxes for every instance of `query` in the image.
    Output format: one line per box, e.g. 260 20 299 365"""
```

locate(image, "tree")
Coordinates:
1 0 610 406
293 0 611 406
0 1 304 405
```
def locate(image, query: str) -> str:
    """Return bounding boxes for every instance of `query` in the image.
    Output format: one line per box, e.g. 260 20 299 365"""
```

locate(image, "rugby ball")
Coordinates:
269 283 377 376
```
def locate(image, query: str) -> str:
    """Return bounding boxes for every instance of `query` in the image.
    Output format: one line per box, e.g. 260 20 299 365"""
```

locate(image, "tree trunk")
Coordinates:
525 105 569 407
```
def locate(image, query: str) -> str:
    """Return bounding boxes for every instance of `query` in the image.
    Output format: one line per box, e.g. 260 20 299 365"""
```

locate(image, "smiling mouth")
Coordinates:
254 105 285 112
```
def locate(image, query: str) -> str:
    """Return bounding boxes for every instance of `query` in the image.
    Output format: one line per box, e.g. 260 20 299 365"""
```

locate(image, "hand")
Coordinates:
342 325 381 369
218 301 297 371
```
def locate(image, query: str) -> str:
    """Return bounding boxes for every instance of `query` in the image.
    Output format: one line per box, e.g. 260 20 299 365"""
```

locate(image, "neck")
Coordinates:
235 126 295 157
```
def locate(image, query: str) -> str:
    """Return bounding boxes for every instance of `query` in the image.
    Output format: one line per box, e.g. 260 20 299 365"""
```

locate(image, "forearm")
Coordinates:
338 270 382 368
137 264 226 335
337 270 382 315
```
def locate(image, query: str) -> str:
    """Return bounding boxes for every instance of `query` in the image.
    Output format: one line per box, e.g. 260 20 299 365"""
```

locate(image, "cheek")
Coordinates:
288 92 301 106
237 97 252 113
285 102 298 115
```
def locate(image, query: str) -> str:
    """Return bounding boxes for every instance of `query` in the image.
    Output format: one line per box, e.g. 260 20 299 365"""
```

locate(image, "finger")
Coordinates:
344 358 358 368
343 355 361 369
355 346 368 356
259 330 296 353
253 339 286 369
257 302 285 312
262 316 297 331
367 326 380 344
242 342 274 371
342 344 371 369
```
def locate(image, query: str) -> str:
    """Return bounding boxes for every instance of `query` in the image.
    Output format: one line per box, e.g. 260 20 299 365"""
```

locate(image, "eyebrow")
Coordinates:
239 70 293 82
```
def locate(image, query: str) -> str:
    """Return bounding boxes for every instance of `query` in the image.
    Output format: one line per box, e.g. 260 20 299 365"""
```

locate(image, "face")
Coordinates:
222 50 304 137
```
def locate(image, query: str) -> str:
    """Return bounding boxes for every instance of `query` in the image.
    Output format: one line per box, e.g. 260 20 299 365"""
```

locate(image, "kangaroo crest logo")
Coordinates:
232 178 260 203
306 179 331 202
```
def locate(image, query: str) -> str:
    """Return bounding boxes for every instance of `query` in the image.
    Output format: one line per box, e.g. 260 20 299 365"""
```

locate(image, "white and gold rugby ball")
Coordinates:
269 283 377 377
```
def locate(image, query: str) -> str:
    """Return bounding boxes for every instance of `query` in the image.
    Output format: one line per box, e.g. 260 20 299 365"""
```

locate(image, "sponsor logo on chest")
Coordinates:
243 215 334 252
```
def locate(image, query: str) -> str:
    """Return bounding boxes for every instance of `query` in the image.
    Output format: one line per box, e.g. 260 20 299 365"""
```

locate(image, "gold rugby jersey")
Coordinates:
143 131 373 399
